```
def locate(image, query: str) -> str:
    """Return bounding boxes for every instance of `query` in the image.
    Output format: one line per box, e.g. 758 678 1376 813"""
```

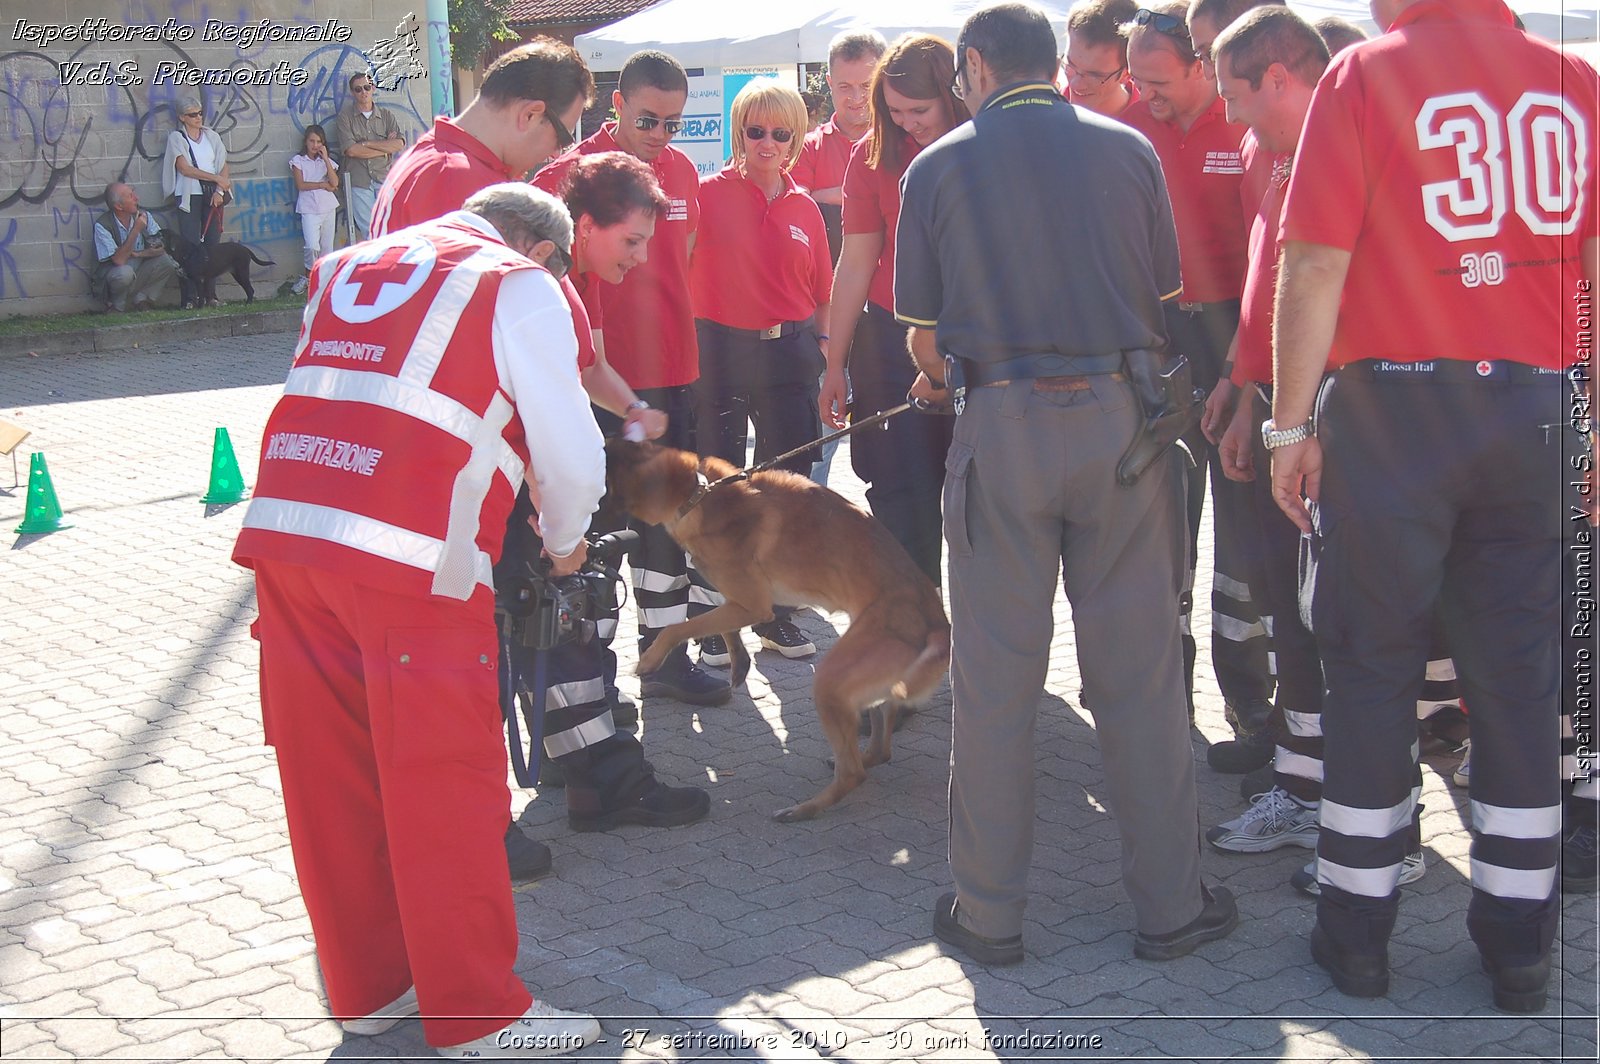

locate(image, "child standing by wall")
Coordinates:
290 125 340 296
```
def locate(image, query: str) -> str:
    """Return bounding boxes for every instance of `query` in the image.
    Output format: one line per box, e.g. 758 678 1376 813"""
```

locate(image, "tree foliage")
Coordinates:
448 0 518 67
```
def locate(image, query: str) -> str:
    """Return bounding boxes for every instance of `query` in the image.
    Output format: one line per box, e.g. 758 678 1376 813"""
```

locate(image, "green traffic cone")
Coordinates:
200 427 247 505
15 452 70 534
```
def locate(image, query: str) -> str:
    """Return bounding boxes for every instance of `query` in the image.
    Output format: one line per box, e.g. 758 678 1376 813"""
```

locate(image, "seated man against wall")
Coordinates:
92 183 179 312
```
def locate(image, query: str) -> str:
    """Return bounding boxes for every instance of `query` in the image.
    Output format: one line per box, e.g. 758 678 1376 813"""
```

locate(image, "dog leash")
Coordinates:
676 401 916 517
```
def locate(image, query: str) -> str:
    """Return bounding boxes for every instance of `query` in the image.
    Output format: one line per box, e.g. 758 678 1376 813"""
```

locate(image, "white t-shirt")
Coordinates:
291 153 340 215
176 133 216 199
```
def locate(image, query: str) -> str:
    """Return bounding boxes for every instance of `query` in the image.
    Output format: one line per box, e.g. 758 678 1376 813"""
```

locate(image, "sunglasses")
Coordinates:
352 84 376 93
1133 8 1198 55
547 112 576 150
543 243 571 279
632 115 685 135
181 111 202 118
744 125 794 144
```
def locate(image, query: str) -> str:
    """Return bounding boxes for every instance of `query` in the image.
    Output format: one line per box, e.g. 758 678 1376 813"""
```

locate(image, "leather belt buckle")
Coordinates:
759 324 784 340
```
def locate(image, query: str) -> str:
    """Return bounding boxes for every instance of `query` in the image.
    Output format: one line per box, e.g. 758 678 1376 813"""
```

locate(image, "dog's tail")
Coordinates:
248 249 275 266
890 623 950 704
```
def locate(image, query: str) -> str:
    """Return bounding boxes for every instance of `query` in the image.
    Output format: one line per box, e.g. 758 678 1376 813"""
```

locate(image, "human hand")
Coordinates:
818 367 848 429
1201 378 1237 446
1270 438 1322 533
544 540 589 577
625 405 668 441
907 371 948 409
1217 396 1255 482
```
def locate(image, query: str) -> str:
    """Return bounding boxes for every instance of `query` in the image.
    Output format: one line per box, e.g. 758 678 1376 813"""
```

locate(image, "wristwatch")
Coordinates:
1260 417 1314 450
625 399 650 413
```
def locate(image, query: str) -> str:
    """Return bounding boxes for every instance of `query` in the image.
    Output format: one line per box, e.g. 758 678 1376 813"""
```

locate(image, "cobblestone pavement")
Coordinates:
1 333 1595 1063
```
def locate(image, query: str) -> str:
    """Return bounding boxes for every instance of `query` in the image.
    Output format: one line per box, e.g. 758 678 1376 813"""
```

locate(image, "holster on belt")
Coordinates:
1116 347 1202 487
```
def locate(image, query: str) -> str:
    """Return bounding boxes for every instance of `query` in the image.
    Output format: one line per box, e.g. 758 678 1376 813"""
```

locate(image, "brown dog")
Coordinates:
604 439 950 822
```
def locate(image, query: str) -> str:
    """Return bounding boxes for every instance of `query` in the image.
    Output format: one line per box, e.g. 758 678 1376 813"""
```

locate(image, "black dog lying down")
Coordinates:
161 227 274 306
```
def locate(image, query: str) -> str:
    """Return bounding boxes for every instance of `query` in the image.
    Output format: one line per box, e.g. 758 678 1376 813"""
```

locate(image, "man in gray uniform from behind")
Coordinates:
898 0 1237 965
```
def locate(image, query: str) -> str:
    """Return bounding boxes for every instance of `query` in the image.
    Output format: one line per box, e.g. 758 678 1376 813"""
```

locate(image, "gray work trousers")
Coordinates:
945 376 1205 938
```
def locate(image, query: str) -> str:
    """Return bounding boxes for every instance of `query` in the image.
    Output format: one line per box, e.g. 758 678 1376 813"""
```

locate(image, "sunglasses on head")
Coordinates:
632 115 685 134
744 125 794 144
1133 8 1198 54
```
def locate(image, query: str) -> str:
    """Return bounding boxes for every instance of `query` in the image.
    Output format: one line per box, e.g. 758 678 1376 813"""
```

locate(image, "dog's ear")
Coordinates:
604 439 690 525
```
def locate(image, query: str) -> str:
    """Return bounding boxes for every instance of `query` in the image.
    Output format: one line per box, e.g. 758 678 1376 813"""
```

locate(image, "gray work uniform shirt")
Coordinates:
894 83 1182 364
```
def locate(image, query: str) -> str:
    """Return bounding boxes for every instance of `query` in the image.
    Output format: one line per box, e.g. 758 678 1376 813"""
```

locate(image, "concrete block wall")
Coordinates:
1 0 436 314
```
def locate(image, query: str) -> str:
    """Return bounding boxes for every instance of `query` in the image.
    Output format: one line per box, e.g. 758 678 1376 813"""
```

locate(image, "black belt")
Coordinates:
700 316 814 341
1349 358 1569 383
951 350 1126 389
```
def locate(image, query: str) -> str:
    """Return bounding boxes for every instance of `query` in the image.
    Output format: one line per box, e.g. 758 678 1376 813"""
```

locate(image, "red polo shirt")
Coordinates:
1281 0 1597 369
367 119 596 371
691 168 832 328
369 117 512 237
791 116 860 193
1233 157 1289 385
1123 95 1250 303
842 133 923 313
534 125 700 390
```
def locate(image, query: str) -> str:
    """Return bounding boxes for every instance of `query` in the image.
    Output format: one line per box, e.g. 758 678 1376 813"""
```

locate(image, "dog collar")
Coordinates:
676 469 713 519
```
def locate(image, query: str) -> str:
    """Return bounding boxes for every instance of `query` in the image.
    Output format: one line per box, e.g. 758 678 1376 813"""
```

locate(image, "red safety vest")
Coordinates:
234 217 549 601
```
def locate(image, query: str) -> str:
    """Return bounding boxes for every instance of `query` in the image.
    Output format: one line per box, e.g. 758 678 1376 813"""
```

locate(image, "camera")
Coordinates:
498 529 638 650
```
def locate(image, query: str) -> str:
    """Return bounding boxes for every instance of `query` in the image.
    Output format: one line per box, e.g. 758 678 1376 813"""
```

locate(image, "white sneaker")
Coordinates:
436 1000 601 1059
1206 787 1320 853
1292 851 1426 897
341 985 420 1035
291 275 309 295
1453 739 1471 787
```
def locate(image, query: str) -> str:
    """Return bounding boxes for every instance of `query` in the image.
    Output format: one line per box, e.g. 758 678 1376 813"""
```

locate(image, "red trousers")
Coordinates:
253 560 531 1047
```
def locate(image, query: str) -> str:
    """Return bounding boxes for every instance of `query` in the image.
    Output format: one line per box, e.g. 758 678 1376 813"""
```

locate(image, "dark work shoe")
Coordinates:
1561 821 1598 894
640 654 732 706
1481 953 1550 1013
568 780 711 833
1310 924 1389 998
1208 729 1275 774
504 821 553 882
1238 762 1276 800
698 634 732 667
537 756 566 789
1133 886 1238 960
932 891 1024 966
608 686 638 729
1224 697 1276 737
754 619 816 659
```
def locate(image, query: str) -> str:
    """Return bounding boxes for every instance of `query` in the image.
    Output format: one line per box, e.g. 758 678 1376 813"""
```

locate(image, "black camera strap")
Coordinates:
499 625 548 789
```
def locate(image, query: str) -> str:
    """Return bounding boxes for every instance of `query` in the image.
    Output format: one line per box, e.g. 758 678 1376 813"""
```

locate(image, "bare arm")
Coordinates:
580 331 668 439
817 231 882 427
1269 240 1352 532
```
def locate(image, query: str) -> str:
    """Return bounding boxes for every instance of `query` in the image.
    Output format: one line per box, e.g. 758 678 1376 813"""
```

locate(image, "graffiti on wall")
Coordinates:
0 2 430 301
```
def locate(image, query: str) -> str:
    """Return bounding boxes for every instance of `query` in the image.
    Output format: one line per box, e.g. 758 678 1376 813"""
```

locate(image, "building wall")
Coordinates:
1 0 437 314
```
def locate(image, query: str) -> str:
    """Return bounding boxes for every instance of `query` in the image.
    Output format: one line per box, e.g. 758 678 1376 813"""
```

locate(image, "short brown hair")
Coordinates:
866 34 967 172
479 38 595 115
1068 0 1140 53
1214 5 1329 89
560 151 669 227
